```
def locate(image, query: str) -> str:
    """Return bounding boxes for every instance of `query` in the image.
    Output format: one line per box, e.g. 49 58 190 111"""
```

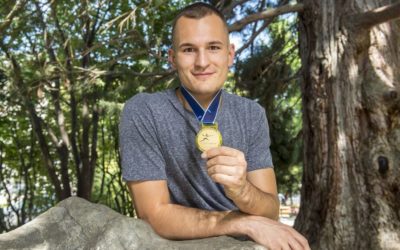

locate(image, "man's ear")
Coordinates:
168 48 176 69
228 43 235 67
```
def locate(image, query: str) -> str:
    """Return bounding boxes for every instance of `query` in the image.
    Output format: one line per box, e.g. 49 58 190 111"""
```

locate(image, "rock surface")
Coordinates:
0 197 265 250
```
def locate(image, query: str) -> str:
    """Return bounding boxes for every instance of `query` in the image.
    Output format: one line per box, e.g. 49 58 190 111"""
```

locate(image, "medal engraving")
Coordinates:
196 125 222 152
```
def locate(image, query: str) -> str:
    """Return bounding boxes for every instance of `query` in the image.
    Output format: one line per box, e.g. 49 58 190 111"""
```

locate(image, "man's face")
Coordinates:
169 14 235 98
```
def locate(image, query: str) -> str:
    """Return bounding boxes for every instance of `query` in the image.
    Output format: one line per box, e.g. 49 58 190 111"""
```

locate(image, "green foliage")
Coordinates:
235 17 303 196
0 0 189 231
0 100 56 232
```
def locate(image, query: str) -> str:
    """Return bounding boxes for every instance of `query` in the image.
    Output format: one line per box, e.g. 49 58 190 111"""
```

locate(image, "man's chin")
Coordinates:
195 87 222 96
182 81 223 94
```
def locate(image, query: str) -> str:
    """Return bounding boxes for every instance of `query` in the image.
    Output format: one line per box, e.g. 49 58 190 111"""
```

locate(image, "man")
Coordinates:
120 2 309 249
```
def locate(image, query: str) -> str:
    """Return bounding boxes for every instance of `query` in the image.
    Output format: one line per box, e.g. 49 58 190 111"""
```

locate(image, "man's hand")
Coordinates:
222 212 310 250
202 146 279 219
202 146 248 199
246 216 310 250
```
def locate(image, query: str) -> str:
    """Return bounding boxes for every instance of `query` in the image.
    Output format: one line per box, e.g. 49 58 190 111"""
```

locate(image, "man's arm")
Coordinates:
128 180 229 239
203 146 279 219
127 180 309 249
233 168 279 219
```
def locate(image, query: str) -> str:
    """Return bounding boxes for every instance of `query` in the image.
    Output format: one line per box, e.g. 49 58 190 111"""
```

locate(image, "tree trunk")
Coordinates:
295 0 400 249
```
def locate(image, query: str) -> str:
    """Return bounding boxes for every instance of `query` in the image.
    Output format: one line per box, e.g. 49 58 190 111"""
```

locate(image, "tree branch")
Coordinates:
89 105 100 198
235 20 270 55
0 173 20 225
49 1 82 177
11 125 29 224
350 2 400 29
0 143 21 225
39 114 71 198
78 97 91 199
0 0 26 34
0 41 64 201
229 3 304 32
94 121 107 203
34 1 73 182
106 69 176 78
222 0 248 18
81 34 136 57
248 0 266 55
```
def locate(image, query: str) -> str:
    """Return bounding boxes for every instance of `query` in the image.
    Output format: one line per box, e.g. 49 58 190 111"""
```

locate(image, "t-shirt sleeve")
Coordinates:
246 105 273 171
119 95 167 181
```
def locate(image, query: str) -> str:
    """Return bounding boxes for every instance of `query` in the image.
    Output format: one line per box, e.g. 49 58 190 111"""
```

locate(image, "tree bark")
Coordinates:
295 0 400 249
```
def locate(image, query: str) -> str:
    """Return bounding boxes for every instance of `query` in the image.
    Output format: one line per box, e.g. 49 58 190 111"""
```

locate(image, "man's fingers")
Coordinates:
287 234 304 250
202 146 243 159
285 227 309 250
282 243 292 250
207 164 244 176
291 230 310 250
208 173 242 187
206 155 241 168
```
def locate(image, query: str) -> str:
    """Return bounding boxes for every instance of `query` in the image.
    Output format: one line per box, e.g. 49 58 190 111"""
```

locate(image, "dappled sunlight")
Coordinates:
369 23 395 88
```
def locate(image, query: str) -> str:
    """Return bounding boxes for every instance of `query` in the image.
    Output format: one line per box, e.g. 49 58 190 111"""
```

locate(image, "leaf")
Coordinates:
37 85 44 99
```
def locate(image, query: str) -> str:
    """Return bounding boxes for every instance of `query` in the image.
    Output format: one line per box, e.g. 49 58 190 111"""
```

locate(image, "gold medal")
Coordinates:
196 123 223 152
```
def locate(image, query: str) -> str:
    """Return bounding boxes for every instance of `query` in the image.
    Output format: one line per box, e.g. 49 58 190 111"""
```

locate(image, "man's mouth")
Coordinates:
192 72 214 79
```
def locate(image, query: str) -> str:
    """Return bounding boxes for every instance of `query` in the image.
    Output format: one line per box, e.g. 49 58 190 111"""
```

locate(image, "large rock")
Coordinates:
0 197 265 250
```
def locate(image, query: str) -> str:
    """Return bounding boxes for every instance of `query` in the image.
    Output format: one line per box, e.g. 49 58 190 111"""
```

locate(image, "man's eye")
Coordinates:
209 46 221 50
183 48 195 53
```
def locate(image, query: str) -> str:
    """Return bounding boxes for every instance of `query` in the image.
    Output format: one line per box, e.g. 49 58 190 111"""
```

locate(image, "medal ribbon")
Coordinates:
180 85 222 125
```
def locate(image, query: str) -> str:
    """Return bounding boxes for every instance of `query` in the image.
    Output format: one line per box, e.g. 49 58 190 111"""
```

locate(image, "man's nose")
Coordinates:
195 49 209 68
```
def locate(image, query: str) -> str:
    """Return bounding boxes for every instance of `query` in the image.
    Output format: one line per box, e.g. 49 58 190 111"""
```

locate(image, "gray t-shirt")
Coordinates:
120 88 273 211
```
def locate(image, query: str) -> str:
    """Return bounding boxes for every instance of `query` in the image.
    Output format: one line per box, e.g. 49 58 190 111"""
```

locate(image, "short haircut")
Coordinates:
171 2 229 48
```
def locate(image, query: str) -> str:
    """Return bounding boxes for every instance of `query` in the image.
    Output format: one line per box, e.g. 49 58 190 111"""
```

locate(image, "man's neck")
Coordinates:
176 88 216 110
192 93 215 110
